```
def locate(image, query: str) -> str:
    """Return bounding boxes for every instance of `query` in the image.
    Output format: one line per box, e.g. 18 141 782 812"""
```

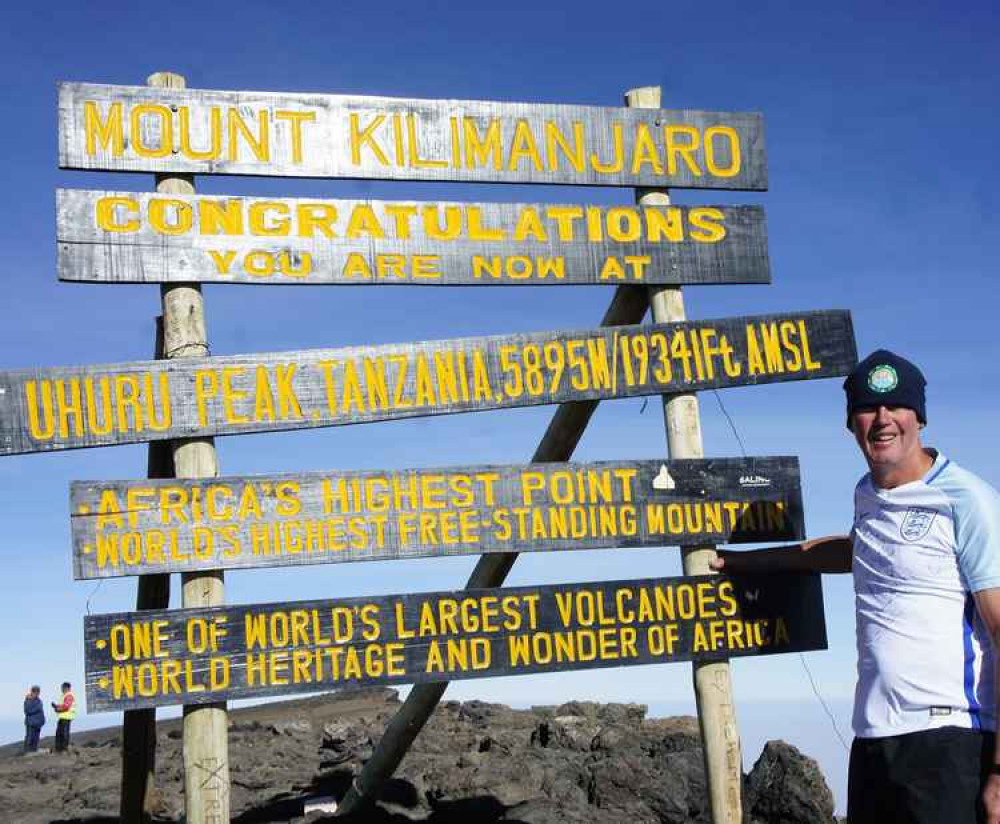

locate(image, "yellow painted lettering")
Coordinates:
688 207 726 242
590 123 624 173
149 199 193 235
274 110 316 164
95 196 139 232
644 207 684 242
296 203 338 238
198 199 243 235
346 204 385 239
194 369 219 426
630 123 663 174
130 104 173 158
599 256 626 281
227 108 269 162
462 117 502 170
221 367 248 424
544 121 585 171
274 365 302 419
248 201 291 236
508 120 544 171
84 101 123 157
513 207 547 242
664 125 701 176
704 126 741 177
208 250 237 274
466 207 505 240
178 106 221 161
349 113 389 166
343 253 373 279
405 114 448 168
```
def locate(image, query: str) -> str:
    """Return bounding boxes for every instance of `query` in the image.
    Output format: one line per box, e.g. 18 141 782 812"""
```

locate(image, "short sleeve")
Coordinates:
945 470 1000 592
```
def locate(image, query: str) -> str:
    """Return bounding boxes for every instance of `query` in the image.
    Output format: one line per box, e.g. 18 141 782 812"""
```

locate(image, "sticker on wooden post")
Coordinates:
84 572 826 712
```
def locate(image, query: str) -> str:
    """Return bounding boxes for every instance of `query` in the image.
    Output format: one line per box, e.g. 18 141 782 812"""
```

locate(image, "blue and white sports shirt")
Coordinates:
852 451 1000 738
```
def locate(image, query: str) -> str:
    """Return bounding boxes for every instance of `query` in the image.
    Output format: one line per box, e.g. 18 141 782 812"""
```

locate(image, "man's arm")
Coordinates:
972 588 1000 824
944 472 1000 822
709 535 853 574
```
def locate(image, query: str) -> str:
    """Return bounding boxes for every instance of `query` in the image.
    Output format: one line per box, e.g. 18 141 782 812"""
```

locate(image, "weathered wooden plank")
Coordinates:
58 83 767 190
83 572 826 712
71 456 804 579
57 190 770 287
0 311 856 456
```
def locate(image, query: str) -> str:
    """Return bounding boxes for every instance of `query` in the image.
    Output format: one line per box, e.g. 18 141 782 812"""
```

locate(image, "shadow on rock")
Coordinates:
427 794 506 822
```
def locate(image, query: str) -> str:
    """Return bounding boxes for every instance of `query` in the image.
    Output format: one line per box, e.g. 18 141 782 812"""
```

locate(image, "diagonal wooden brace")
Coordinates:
335 284 648 816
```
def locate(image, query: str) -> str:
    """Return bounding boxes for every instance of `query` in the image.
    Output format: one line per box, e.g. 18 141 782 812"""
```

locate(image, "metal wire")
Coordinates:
711 389 852 753
84 579 103 616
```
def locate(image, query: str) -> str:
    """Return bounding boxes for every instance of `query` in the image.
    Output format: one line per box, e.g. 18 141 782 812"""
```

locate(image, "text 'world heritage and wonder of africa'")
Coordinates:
84 573 826 712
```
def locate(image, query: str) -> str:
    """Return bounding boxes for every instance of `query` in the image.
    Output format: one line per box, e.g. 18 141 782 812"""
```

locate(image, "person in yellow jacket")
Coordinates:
51 682 76 752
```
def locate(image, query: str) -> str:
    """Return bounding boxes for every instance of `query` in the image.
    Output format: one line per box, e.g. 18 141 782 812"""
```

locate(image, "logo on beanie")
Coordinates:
867 364 898 393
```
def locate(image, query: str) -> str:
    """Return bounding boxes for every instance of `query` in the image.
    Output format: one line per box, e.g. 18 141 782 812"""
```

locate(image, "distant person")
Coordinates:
22 686 44 754
51 682 76 752
712 350 1000 824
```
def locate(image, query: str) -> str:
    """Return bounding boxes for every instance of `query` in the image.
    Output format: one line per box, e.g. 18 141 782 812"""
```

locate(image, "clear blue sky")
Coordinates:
1 0 998 813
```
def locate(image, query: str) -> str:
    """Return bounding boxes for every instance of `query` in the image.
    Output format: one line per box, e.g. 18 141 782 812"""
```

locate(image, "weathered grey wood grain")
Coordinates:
71 456 804 579
58 83 767 190
57 190 770 286
0 311 857 455
83 571 826 712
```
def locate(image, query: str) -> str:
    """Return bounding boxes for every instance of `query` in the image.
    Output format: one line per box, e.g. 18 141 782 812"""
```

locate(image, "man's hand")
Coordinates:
710 551 747 573
982 773 1000 824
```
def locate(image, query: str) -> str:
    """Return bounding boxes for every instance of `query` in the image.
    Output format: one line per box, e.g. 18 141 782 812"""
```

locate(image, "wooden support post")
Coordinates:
120 319 173 823
147 71 230 824
626 85 743 824
335 284 649 817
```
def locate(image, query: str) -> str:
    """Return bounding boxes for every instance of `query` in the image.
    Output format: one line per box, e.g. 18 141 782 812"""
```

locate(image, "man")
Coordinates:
22 686 44 754
51 681 76 753
712 350 1000 824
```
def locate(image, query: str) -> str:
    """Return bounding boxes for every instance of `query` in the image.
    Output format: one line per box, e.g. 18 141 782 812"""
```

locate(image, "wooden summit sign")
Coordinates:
0 310 855 455
84 571 826 712
70 456 804 579
57 190 770 286
58 83 767 190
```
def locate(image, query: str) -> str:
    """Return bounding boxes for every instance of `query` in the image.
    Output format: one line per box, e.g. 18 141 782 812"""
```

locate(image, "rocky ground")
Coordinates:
0 688 836 823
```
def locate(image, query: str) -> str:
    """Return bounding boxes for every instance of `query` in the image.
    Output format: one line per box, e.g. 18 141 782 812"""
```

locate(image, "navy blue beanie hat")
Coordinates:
843 349 926 429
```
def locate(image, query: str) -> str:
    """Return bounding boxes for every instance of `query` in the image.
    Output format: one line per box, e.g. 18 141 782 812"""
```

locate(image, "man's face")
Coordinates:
851 404 924 472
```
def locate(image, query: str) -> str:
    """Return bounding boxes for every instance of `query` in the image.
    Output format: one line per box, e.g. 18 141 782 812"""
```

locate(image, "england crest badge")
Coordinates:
900 507 936 542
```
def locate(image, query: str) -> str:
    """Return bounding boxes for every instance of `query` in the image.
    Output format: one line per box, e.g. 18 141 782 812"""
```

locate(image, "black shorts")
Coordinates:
848 726 994 824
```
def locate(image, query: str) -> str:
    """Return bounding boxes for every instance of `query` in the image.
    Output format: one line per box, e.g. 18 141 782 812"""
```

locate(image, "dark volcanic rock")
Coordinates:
0 688 837 823
744 739 837 824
